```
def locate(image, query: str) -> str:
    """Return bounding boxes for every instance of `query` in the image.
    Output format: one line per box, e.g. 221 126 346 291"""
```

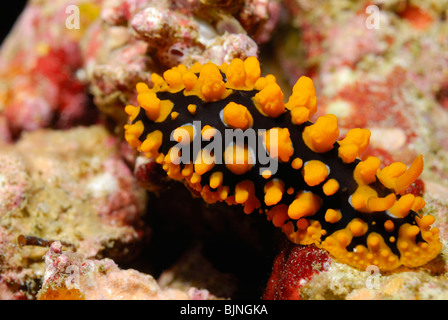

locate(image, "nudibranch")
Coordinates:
124 57 441 271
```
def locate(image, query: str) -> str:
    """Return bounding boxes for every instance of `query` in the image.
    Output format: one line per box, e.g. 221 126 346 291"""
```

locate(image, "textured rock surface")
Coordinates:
279 0 448 172
0 125 147 299
37 241 216 300
0 0 102 139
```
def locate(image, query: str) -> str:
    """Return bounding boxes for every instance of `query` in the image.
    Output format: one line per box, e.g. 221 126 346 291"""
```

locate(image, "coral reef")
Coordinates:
279 0 448 172
0 126 147 299
1 0 448 301
38 241 216 300
0 0 102 138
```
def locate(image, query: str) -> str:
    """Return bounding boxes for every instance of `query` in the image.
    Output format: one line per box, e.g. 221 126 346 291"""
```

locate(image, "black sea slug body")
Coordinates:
124 57 441 271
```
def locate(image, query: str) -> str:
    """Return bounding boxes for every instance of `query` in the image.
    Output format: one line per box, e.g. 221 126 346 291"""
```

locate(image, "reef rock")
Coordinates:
82 0 281 127
37 241 217 300
0 125 147 299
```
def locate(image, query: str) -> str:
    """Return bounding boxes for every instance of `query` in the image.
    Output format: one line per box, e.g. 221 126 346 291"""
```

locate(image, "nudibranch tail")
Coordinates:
124 57 441 271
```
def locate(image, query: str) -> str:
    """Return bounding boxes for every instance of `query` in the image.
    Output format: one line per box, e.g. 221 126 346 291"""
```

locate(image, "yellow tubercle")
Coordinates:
348 219 368 237
291 157 303 170
201 125 216 140
354 156 381 185
235 180 250 204
366 193 397 212
218 186 230 201
137 92 161 121
337 128 371 163
222 102 253 130
264 179 285 206
376 156 424 194
253 82 285 118
350 184 378 212
324 208 342 224
165 146 181 164
150 73 165 89
244 56 261 87
322 179 340 196
182 71 198 91
181 163 193 176
225 58 247 89
157 100 174 123
125 104 140 122
284 220 324 246
194 149 215 176
163 149 183 180
388 193 415 218
261 170 272 179
394 155 424 194
136 82 150 94
302 114 339 153
124 121 144 149
172 125 194 145
187 104 197 115
384 220 395 232
266 204 289 228
231 180 261 214
170 111 179 120
412 196 425 211
140 130 163 159
224 144 254 175
190 62 203 74
163 68 184 92
338 144 358 164
286 76 317 117
198 63 231 102
189 172 201 185
302 160 329 187
265 128 294 162
209 171 223 189
155 153 165 164
416 214 435 230
287 192 322 220
290 106 310 125
377 162 408 190
254 74 277 91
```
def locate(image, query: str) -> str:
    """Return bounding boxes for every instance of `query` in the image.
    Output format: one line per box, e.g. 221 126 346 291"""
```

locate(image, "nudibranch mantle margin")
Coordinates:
124 56 441 271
